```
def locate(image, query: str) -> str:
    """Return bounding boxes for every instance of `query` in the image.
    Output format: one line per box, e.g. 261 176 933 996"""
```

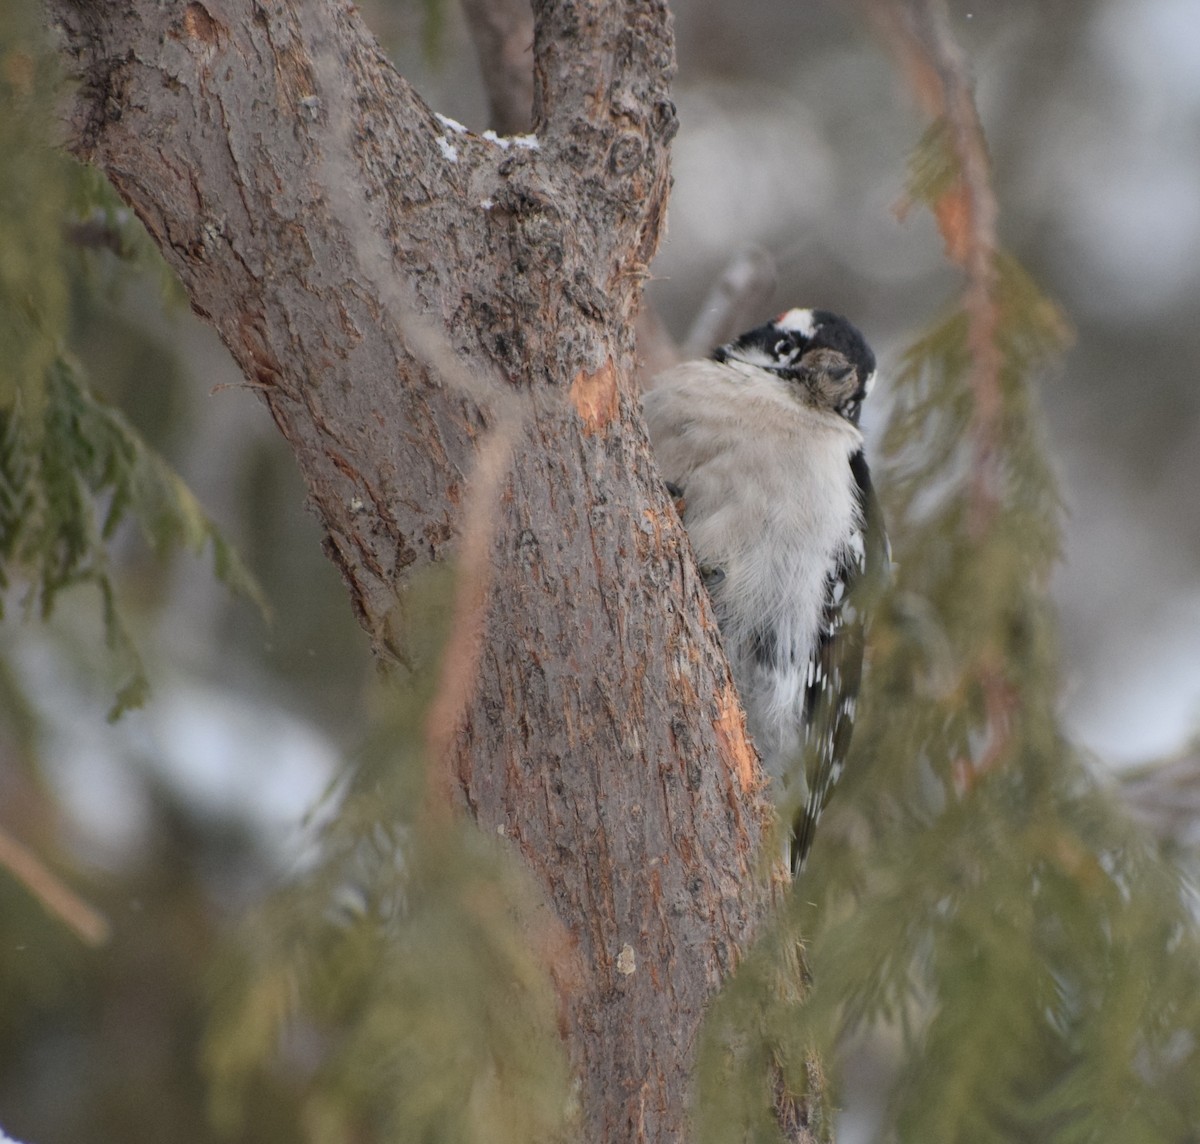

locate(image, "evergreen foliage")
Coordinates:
204 572 571 1144
3 3 1199 1142
0 8 262 717
695 120 1200 1143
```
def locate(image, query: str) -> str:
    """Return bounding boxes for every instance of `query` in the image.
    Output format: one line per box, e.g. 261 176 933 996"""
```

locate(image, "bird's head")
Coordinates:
713 308 877 423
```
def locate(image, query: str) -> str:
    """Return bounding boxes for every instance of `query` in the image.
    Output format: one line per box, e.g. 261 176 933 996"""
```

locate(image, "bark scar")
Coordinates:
183 3 224 47
712 684 760 795
569 356 619 434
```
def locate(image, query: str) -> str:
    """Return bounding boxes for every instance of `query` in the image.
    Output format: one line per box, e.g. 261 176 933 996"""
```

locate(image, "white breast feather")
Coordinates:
643 359 863 794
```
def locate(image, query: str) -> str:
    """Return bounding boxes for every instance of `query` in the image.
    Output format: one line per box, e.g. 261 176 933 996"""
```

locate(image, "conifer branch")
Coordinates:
873 0 1002 533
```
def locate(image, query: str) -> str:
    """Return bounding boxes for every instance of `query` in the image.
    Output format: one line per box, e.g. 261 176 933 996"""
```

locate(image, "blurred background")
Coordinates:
2 0 1199 1141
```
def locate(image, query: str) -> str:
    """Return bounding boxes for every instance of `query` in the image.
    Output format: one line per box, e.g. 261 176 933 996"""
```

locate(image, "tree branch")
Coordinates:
872 0 1001 532
874 0 1021 798
49 0 489 650
1121 747 1200 850
461 0 535 134
531 0 678 314
45 1 776 1138
682 245 779 360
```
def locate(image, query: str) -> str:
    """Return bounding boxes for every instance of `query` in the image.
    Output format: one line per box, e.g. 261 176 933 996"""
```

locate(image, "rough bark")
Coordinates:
46 0 798 1138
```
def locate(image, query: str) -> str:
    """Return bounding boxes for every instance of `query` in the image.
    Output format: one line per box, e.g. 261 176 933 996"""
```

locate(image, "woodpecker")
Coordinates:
643 308 887 870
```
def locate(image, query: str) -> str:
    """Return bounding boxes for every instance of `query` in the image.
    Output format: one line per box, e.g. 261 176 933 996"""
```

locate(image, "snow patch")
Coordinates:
436 136 459 163
434 112 468 134
481 130 541 151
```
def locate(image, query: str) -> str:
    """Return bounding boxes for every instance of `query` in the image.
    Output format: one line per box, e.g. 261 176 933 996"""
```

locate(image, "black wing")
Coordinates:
790 449 889 872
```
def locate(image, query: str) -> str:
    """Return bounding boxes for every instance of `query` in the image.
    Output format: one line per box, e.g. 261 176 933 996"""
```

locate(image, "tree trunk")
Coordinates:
47 0 801 1137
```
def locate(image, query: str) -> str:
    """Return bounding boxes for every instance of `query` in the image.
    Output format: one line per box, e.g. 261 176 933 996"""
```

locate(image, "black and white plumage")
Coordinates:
643 308 887 872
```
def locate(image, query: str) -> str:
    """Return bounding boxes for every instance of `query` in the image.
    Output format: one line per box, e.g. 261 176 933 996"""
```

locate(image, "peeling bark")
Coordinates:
46 0 814 1138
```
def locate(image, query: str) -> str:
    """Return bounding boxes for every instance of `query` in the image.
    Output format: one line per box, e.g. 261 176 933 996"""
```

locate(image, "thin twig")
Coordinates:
681 246 779 360
309 34 529 426
1120 748 1200 849
308 35 532 806
637 246 777 388
423 417 518 807
0 827 110 946
64 213 129 257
